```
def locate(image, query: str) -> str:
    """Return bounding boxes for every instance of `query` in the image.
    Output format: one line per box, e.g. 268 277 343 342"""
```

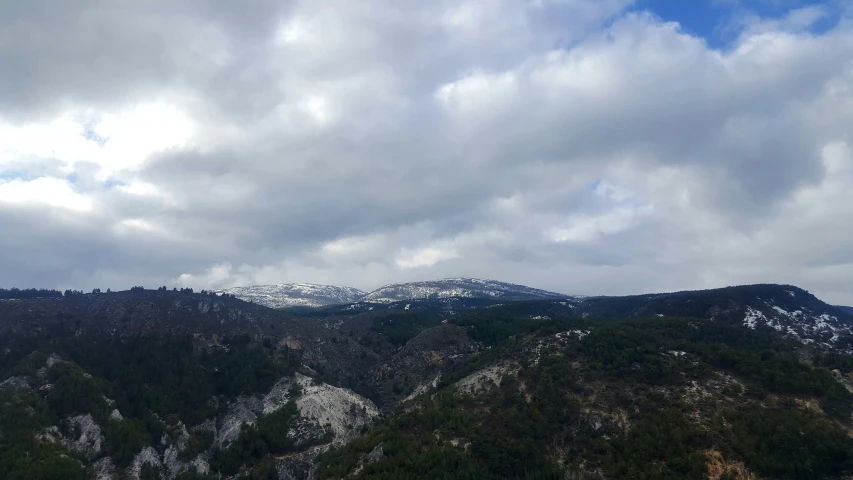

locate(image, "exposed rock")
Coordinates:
456 362 519 395
93 457 115 480
370 324 478 411
38 414 104 459
402 374 441 402
216 395 263 446
263 376 297 414
276 444 330 480
294 374 380 443
0 376 30 391
351 444 384 477
130 446 162 480
705 449 759 480
63 414 104 458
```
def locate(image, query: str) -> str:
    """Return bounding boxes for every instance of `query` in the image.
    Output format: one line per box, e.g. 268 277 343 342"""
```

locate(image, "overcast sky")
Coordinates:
2 1 853 303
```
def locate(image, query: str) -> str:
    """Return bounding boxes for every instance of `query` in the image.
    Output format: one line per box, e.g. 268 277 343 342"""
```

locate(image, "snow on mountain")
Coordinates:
738 297 852 347
360 278 568 303
217 283 365 309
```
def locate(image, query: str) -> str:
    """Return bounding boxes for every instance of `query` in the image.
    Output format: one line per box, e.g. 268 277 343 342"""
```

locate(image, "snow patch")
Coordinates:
743 307 765 329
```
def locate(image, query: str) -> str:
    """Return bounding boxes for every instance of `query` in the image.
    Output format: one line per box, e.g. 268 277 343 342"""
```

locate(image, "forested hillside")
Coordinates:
1 284 853 479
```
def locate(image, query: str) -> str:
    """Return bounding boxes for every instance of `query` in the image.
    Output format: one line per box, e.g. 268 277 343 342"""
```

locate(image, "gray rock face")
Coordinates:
93 457 115 480
64 414 104 458
0 376 30 391
216 395 264 446
39 414 104 460
130 446 162 480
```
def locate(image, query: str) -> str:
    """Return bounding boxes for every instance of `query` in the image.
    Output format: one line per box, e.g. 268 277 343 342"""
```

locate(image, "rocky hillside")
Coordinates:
215 284 365 309
456 284 853 350
316 317 853 480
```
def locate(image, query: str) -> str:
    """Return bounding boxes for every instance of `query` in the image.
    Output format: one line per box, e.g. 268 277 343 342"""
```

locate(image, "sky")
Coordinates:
2 1 853 304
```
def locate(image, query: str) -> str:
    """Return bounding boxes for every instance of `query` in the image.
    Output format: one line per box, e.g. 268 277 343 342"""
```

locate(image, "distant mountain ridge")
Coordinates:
216 283 365 308
361 278 568 303
219 278 568 309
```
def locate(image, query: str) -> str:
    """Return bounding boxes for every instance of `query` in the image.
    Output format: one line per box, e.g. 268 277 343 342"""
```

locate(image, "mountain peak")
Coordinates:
361 278 568 303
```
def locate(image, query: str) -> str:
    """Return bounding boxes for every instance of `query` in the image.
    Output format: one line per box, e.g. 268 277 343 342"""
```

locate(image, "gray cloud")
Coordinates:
1 1 853 304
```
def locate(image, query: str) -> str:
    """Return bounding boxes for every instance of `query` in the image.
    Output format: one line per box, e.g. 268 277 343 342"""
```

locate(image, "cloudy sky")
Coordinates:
2 0 853 303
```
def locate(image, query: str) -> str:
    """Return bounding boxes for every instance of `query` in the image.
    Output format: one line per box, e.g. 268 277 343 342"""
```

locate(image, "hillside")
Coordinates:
1 283 853 479
317 317 853 480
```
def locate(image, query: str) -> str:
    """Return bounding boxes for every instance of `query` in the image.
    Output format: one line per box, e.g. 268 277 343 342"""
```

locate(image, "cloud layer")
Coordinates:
2 1 853 303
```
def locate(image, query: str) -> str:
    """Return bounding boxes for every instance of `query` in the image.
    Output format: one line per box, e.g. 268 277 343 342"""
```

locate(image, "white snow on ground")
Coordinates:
554 330 590 341
743 307 765 329
217 283 365 308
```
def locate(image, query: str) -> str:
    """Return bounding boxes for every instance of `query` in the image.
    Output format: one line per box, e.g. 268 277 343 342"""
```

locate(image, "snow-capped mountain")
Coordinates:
360 278 568 303
217 283 365 309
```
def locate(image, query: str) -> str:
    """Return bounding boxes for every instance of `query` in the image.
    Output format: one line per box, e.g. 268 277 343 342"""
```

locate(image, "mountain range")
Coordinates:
215 283 366 309
2 279 853 479
217 278 567 309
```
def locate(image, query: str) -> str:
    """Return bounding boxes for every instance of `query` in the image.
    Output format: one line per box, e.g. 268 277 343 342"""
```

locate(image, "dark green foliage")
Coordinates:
679 323 853 418
103 418 150 467
369 312 443 346
567 325 686 385
180 429 214 461
814 351 853 373
452 315 558 346
174 471 216 480
0 438 88 480
212 335 290 398
719 406 853 479
210 401 300 475
319 317 853 480
45 362 110 418
238 461 280 479
0 390 88 480
140 464 164 480
50 334 293 425
0 287 63 299
608 408 707 479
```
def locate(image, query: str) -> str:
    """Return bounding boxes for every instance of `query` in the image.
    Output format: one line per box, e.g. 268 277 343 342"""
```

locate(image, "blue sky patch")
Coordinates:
636 0 841 48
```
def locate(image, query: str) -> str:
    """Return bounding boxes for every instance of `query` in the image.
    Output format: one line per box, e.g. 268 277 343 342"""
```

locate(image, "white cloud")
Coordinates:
395 245 460 269
0 102 194 181
2 1 853 305
0 177 93 212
